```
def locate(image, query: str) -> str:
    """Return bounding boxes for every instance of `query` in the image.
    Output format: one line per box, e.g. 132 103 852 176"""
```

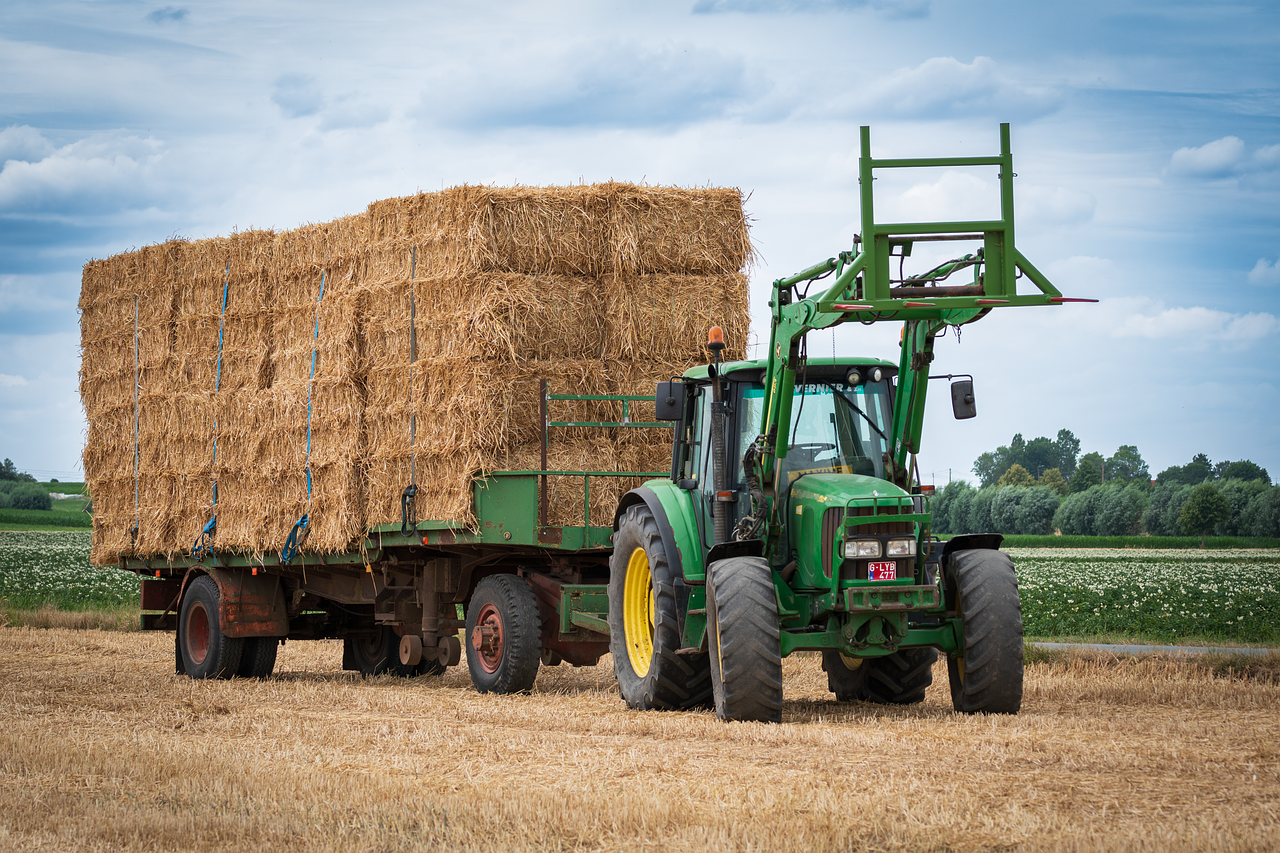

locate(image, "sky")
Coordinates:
1 0 1278 485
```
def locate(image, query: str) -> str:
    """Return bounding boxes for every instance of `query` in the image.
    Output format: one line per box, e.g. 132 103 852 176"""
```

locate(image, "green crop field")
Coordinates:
0 530 138 613
1011 547 1280 645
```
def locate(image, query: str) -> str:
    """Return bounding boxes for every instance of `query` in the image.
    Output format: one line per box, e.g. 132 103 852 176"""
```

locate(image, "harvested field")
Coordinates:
1 628 1276 852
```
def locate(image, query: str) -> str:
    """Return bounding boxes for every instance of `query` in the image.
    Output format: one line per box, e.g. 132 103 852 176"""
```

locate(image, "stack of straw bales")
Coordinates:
80 183 750 564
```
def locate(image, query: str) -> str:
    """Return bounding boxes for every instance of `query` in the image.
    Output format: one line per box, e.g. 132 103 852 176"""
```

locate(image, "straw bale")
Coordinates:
366 183 752 279
87 476 136 565
604 272 750 364
370 450 489 528
269 215 370 281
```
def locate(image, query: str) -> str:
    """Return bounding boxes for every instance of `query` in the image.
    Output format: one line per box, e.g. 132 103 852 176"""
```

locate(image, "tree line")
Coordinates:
932 436 1278 540
0 458 52 510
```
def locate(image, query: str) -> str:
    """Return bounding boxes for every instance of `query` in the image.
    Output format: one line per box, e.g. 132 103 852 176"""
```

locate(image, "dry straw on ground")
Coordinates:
2 628 1276 852
80 184 751 563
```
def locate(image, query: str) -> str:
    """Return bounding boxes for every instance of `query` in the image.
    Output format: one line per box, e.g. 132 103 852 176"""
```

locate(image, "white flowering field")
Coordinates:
0 530 139 610
1011 548 1280 643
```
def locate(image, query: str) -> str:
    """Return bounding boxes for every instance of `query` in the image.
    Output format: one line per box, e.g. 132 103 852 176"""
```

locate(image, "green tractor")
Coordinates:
607 124 1093 721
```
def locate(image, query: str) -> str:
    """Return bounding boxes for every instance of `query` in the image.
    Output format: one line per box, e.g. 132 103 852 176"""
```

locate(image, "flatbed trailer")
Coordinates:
124 384 662 691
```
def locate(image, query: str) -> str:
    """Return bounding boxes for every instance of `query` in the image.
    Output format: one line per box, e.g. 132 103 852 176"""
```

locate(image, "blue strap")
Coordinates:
280 514 309 563
193 262 230 561
284 267 325 562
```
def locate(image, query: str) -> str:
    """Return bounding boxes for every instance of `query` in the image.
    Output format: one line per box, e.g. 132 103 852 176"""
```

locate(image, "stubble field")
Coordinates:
2 628 1277 852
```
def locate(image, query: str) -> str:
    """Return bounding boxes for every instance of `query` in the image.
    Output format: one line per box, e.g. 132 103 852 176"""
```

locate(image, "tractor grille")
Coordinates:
823 504 918 581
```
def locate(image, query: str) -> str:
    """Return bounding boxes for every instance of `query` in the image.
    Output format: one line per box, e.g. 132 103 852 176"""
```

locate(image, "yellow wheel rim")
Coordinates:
839 652 863 671
623 547 655 678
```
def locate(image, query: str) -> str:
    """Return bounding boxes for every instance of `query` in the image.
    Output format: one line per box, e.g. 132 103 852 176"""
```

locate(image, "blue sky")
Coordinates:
1 0 1277 484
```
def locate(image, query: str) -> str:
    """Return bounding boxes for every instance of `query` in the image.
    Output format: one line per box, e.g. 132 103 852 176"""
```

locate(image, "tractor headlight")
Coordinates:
851 539 881 558
887 539 916 557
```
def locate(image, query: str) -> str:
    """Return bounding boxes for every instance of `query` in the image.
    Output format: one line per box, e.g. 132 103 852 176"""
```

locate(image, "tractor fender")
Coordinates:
184 566 289 639
940 533 1004 562
614 484 706 584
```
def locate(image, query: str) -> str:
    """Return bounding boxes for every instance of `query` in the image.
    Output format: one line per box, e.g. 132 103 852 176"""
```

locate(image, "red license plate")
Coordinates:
868 561 897 580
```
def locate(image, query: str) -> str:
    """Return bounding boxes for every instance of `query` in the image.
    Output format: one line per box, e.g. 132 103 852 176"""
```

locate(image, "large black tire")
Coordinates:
608 504 712 711
707 556 784 722
236 637 279 679
822 648 937 704
344 627 414 677
178 575 244 679
465 575 541 694
946 548 1023 714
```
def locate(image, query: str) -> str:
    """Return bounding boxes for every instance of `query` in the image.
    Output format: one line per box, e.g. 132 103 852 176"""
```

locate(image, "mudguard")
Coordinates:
200 566 289 638
614 483 707 584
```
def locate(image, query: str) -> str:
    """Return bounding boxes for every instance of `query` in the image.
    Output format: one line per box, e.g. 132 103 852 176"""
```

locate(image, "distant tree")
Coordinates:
1095 483 1148 536
1213 479 1269 536
931 480 974 534
998 463 1036 488
0 458 35 483
1071 452 1104 493
1014 486 1061 535
1156 464 1185 486
1038 467 1069 496
1054 485 1106 535
1179 483 1230 547
1241 487 1280 538
1183 453 1213 485
1055 429 1081 480
1143 483 1193 536
972 450 1005 489
9 483 51 511
969 487 997 533
0 490 10 510
1022 436 1057 478
1106 445 1150 486
990 486 1025 533
1217 460 1271 485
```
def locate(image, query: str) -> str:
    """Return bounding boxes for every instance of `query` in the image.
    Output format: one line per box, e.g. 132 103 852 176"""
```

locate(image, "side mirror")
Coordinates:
655 381 683 421
951 380 976 419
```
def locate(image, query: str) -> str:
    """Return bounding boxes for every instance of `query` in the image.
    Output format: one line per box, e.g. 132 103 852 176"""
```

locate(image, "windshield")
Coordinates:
738 379 891 489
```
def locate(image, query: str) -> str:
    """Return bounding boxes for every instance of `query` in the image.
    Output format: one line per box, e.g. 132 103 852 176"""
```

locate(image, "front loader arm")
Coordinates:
744 123 1091 555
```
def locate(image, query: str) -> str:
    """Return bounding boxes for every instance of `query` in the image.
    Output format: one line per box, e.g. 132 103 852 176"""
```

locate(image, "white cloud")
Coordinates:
1248 257 1280 287
0 126 56 164
0 132 163 215
0 374 28 387
833 56 1061 119
1113 303 1279 347
1168 136 1245 178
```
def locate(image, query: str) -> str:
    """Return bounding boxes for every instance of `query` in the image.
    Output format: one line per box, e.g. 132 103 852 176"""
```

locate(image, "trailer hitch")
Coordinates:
400 483 418 535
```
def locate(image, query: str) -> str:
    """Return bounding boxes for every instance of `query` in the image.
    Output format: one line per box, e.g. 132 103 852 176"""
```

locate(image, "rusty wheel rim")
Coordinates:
185 600 211 666
471 602 505 674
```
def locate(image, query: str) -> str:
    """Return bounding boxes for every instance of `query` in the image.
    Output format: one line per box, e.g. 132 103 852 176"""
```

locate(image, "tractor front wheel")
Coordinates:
608 504 712 711
822 648 936 704
465 574 541 694
707 556 783 722
947 548 1023 714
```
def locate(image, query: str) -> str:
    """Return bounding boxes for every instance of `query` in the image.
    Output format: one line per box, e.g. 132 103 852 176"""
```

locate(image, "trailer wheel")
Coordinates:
465 575 541 694
236 637 279 679
344 627 413 677
608 504 712 711
822 648 936 704
707 556 784 722
947 548 1023 714
178 575 244 679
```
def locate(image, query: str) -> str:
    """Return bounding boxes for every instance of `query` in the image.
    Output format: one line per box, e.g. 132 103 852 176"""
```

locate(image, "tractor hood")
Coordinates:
789 472 911 509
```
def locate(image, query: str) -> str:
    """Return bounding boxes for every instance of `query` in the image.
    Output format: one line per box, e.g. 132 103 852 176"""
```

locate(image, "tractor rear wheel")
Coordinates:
608 504 712 711
947 548 1023 714
707 556 783 722
178 575 244 679
465 574 541 694
822 648 936 704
